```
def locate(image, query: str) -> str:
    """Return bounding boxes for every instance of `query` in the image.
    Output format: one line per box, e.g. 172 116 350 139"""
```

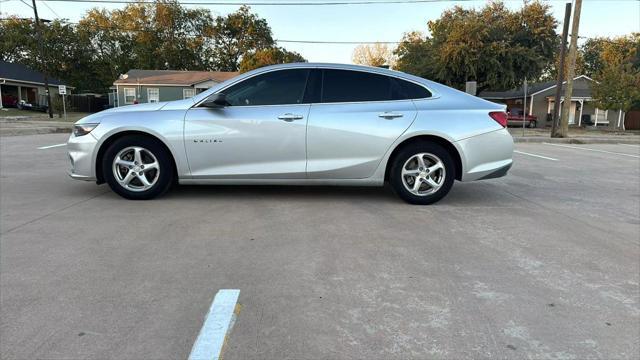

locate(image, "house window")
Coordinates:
183 88 196 99
147 88 159 103
124 88 136 104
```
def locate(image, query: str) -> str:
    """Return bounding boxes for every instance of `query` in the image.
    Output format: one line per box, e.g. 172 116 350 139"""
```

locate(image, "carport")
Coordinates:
0 61 71 108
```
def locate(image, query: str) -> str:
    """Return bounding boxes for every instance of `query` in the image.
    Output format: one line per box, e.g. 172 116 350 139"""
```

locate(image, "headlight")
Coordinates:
73 123 99 137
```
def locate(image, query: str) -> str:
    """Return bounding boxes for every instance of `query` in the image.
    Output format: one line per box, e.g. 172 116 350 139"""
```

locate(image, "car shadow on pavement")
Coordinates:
154 181 512 207
166 184 400 203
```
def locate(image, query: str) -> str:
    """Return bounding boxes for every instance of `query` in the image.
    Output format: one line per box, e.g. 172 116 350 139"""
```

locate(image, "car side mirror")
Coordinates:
201 93 229 108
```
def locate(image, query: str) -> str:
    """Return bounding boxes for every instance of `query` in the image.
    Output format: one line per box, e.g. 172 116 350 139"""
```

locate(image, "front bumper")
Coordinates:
67 132 99 181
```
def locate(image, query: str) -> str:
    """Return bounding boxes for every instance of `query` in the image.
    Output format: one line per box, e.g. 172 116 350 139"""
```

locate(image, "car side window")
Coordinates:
321 69 391 103
224 69 310 106
391 78 432 100
321 69 430 103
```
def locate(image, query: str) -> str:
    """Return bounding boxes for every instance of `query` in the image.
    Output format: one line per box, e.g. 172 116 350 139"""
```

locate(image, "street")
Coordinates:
1 133 639 359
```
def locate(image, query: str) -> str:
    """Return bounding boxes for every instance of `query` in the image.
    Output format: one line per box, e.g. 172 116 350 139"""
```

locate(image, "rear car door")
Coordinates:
184 69 311 179
306 69 427 179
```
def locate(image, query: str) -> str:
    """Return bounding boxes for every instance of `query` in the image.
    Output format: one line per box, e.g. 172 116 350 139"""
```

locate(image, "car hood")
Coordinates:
106 102 169 112
75 98 196 124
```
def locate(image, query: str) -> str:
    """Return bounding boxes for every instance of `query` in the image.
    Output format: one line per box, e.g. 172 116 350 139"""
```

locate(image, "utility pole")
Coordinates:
551 2 571 137
558 0 583 138
31 0 54 118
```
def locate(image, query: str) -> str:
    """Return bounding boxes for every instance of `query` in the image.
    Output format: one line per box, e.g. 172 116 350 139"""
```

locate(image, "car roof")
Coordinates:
251 62 422 82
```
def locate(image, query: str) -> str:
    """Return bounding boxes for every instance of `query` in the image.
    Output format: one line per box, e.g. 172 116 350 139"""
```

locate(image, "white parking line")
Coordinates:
189 289 240 360
514 150 558 161
543 143 640 159
37 143 67 150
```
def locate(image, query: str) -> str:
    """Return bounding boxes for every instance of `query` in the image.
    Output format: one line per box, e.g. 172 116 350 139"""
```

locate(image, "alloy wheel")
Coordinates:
401 152 446 196
112 146 160 192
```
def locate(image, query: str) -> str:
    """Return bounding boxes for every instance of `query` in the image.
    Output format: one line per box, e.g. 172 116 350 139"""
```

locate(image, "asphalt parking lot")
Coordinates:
1 133 639 359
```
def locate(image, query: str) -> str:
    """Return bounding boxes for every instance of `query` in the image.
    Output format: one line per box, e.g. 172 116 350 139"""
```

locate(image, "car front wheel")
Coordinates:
390 142 455 205
102 135 174 200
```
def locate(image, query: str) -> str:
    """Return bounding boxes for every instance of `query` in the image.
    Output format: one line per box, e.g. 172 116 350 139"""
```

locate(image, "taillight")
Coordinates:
489 111 508 127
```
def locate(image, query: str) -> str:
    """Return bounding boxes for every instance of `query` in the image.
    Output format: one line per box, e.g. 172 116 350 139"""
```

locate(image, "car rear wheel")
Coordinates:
103 135 174 200
390 142 455 205
528 120 537 128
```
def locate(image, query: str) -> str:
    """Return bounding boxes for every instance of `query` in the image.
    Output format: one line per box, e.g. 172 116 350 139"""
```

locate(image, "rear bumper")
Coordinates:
477 162 512 180
457 128 513 181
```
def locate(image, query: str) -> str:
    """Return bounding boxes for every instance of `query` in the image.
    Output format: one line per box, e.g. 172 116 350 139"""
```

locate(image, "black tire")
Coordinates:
102 135 174 200
389 142 455 205
528 120 537 128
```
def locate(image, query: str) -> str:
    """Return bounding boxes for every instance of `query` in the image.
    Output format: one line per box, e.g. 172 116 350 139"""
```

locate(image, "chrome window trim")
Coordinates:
191 65 439 109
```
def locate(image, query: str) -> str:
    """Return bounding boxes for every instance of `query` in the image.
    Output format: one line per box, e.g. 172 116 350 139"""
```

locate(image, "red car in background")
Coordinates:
507 108 537 128
2 94 18 107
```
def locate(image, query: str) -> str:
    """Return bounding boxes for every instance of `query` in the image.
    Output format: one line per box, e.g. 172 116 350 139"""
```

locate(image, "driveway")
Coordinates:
1 134 638 359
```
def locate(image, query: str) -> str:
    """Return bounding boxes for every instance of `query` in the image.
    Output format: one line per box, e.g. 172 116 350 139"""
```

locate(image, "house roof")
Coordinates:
113 69 239 86
0 61 68 87
479 75 593 99
545 88 592 99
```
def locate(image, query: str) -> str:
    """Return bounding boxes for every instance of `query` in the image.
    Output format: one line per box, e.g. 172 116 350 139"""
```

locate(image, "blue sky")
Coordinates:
2 0 639 63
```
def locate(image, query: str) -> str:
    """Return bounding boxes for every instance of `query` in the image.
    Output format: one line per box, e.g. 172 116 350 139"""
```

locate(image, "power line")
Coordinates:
277 39 400 44
40 0 62 18
32 0 640 5
0 18 631 45
18 0 33 8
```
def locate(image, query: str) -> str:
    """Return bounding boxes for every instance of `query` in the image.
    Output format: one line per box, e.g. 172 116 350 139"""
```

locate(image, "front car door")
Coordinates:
184 69 311 179
306 69 430 179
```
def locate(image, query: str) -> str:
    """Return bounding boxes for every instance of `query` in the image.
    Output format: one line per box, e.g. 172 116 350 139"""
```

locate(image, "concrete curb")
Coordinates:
513 137 640 145
0 127 71 137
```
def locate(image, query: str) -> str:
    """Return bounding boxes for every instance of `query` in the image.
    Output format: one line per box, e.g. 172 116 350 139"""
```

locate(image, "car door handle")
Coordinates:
278 113 304 122
378 112 404 119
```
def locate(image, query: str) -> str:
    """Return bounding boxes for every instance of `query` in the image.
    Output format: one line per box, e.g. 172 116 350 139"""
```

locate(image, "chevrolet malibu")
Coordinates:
67 63 513 205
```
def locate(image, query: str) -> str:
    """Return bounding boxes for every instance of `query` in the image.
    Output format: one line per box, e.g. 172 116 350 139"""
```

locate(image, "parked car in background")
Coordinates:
17 100 48 112
507 108 537 128
2 94 18 107
67 63 513 205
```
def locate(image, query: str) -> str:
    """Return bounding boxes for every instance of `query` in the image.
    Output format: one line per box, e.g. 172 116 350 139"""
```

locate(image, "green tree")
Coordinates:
394 1 557 92
76 0 217 87
0 17 34 63
582 34 639 77
1 3 297 93
0 17 92 90
393 32 433 78
210 5 275 71
239 47 305 72
591 34 640 129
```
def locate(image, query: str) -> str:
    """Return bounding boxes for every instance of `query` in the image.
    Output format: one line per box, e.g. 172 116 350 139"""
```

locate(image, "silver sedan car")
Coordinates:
68 63 513 204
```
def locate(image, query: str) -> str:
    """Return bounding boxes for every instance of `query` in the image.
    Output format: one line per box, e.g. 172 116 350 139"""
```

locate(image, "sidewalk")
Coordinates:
0 108 91 136
509 128 640 144
0 118 73 136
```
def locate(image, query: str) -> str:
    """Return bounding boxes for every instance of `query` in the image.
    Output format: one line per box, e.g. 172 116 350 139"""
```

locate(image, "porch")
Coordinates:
546 96 625 128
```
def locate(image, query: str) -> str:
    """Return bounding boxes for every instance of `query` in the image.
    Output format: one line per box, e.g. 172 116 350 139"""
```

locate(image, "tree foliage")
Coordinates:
394 1 557 92
210 5 275 71
0 2 303 92
239 47 305 72
352 43 395 67
591 34 640 122
592 63 640 113
582 34 639 77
